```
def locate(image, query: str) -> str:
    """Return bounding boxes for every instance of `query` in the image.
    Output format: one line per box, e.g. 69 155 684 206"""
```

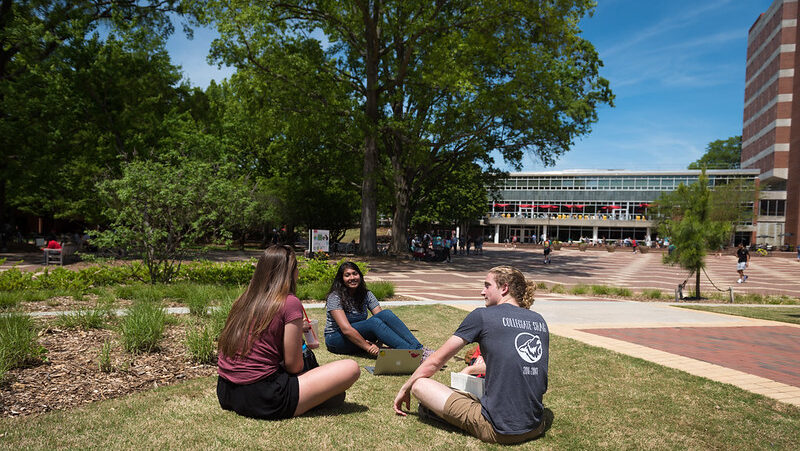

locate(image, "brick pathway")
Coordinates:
581 326 800 388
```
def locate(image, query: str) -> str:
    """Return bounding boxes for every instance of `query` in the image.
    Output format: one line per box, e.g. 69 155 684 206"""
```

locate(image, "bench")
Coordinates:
43 243 79 266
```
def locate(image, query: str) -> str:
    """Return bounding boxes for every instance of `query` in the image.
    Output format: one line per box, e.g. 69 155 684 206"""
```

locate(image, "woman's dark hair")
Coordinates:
328 261 367 311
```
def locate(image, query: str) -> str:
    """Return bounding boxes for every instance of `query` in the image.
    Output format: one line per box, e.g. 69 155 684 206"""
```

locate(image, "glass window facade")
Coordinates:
485 170 759 232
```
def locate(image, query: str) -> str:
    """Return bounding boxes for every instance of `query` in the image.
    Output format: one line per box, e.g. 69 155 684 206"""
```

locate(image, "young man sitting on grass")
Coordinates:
393 266 550 444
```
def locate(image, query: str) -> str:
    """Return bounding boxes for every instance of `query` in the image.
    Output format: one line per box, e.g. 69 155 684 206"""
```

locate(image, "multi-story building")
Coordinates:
482 170 758 244
744 0 799 246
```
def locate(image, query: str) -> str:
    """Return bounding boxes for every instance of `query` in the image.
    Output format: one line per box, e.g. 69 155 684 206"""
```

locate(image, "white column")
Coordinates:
494 224 500 244
542 225 548 241
592 226 599 243
645 227 651 242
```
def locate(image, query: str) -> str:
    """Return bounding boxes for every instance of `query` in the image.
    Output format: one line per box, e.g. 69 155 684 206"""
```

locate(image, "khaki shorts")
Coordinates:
441 391 545 444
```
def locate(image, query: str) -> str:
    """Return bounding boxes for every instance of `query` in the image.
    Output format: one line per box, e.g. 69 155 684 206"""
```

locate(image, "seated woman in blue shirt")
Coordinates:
324 262 428 356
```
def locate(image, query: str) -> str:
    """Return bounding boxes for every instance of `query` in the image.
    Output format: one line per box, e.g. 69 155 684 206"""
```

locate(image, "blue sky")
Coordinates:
166 0 772 171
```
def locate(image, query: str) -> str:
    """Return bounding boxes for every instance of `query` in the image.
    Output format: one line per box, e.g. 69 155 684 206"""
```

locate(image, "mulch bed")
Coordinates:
1 323 216 417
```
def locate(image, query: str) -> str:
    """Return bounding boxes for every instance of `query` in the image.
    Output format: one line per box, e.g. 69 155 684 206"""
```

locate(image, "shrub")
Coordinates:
570 284 589 295
186 326 216 364
606 245 616 252
55 307 110 330
0 268 34 291
120 301 167 354
179 260 255 285
549 284 565 294
643 289 662 299
297 258 370 286
0 312 47 372
590 285 611 296
536 281 547 290
36 267 91 292
368 281 395 300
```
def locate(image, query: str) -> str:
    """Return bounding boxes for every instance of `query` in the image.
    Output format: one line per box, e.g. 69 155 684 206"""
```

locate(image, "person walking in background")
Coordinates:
542 239 552 264
736 242 750 283
631 238 638 254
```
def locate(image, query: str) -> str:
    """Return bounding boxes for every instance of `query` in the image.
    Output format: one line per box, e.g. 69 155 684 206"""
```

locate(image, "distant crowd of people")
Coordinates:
409 232 484 262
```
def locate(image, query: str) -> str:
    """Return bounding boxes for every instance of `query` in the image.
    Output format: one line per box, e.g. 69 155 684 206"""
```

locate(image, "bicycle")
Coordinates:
755 247 769 257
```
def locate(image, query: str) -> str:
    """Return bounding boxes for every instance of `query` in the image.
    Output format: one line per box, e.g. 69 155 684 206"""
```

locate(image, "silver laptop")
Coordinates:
365 349 423 375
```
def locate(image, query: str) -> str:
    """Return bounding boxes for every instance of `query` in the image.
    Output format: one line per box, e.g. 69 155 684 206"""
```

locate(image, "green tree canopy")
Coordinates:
688 136 741 170
1 0 186 226
201 0 613 255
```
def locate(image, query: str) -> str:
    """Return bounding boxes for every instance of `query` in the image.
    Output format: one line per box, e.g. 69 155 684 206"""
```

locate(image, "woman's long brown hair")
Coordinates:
218 245 298 358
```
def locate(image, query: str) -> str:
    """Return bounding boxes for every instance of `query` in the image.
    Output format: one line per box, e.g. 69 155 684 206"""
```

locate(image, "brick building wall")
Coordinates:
744 0 798 245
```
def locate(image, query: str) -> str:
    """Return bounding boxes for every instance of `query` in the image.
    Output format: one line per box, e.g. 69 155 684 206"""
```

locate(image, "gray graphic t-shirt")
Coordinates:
454 303 549 435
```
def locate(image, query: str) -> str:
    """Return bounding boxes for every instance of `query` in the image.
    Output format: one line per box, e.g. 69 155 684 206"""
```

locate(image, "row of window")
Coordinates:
760 199 786 216
499 175 754 191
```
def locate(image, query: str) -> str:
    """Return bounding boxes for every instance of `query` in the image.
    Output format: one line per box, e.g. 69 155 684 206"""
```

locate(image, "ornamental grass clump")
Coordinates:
185 326 215 364
295 280 330 301
367 281 394 300
0 312 47 378
643 289 662 300
98 339 113 373
570 284 589 295
120 301 167 354
591 285 611 296
0 291 21 309
55 307 111 330
210 296 235 339
613 287 633 297
185 295 211 317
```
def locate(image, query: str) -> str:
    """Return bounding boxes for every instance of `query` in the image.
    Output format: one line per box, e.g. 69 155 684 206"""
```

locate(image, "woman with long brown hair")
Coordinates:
217 245 360 419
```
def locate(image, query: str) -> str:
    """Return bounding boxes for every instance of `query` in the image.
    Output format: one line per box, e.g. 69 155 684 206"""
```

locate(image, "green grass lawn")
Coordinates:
678 305 800 325
2 305 798 449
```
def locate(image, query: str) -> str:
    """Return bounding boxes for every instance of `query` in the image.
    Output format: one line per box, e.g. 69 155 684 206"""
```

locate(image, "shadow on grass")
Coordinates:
302 401 369 417
415 406 555 443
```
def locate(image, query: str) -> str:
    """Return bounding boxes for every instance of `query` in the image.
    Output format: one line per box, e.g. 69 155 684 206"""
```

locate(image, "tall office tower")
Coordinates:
744 0 798 246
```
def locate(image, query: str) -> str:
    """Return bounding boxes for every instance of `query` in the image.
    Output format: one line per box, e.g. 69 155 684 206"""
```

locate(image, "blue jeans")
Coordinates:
325 309 422 355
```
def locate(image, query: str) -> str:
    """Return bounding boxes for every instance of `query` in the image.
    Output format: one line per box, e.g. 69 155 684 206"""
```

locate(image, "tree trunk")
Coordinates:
359 135 378 255
357 2 381 256
390 173 412 255
695 270 701 299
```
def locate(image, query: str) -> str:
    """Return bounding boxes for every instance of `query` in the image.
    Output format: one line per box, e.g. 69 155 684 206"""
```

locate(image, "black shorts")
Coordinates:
217 370 300 420
544 248 551 255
